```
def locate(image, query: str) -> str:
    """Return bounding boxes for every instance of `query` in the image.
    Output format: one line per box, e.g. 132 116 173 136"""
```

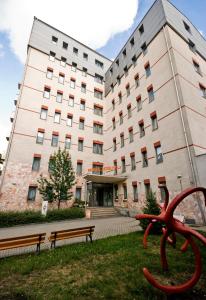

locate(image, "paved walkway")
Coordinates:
0 217 141 258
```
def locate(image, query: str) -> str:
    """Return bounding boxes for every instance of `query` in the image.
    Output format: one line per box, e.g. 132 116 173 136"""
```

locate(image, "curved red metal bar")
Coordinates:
135 186 206 294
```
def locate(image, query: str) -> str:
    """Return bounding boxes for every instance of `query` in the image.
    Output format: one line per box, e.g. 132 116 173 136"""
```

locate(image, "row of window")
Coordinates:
44 83 103 100
50 38 104 69
47 65 104 84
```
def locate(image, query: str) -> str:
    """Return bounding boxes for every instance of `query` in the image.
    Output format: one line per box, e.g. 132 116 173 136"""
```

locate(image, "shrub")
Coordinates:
0 208 84 228
139 190 162 234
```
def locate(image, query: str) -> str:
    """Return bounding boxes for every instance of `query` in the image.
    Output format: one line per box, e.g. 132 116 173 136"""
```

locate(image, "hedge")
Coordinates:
0 207 85 228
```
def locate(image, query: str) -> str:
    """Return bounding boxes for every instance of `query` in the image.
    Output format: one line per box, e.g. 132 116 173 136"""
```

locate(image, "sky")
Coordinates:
0 0 206 154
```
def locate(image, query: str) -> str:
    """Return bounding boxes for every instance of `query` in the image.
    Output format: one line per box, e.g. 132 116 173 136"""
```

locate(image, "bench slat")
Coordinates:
0 240 45 251
50 226 95 235
49 229 94 240
0 233 46 243
50 233 93 242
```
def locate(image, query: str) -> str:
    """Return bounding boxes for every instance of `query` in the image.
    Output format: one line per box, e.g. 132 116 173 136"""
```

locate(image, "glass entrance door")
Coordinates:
87 183 113 207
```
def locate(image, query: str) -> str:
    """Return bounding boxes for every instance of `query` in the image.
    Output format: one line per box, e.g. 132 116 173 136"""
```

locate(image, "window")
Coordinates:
70 78 76 89
136 96 142 111
78 139 84 151
67 114 73 126
116 59 119 67
183 21 191 34
121 158 126 173
46 68 53 79
27 186 37 201
133 183 138 201
142 149 148 167
79 118 85 130
32 156 41 171
155 143 163 164
75 188 82 200
83 53 88 60
80 100 85 111
141 42 147 55
124 66 128 77
65 135 71 149
129 128 133 143
144 181 150 196
111 84 114 93
122 48 126 58
139 24 144 35
54 111 61 123
131 154 136 171
56 91 63 103
95 74 103 84
81 83 86 93
76 162 83 175
94 88 103 99
135 74 139 88
151 112 158 130
93 122 103 134
113 160 117 175
71 62 77 72
114 184 118 199
73 47 78 55
112 118 116 130
130 37 134 48
58 73 65 84
127 104 132 118
145 62 151 77
113 138 117 151
62 42 68 50
126 83 130 96
92 164 103 175
118 92 122 104
44 86 50 99
49 51 55 61
95 59 104 68
139 121 145 137
120 133 124 148
200 84 206 98
40 107 48 120
188 39 196 52
82 67 87 77
148 85 155 102
52 36 58 44
110 68 113 76
112 99 115 110
119 112 123 125
94 105 103 116
123 184 127 199
36 130 44 144
93 142 103 154
193 60 202 75
51 133 59 147
117 76 121 85
60 56 66 67
159 178 167 202
68 95 74 107
132 55 137 66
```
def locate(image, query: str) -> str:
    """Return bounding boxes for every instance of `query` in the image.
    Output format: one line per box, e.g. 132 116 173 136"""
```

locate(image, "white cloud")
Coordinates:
0 0 138 63
0 43 5 58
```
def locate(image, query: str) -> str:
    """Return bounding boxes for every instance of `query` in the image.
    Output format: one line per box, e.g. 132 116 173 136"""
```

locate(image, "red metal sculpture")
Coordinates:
136 186 206 294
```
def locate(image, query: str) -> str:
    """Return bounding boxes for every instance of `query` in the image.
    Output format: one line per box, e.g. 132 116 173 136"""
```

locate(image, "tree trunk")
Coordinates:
58 199 61 210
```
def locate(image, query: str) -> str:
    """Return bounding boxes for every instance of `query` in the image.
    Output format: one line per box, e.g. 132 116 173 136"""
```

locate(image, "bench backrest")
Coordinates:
50 226 95 240
0 233 46 251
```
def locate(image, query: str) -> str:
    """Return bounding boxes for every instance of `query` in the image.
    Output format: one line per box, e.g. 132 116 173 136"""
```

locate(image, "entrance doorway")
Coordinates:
87 183 113 207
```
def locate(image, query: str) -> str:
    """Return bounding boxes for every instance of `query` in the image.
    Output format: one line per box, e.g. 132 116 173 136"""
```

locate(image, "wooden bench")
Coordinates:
0 233 46 254
49 226 95 249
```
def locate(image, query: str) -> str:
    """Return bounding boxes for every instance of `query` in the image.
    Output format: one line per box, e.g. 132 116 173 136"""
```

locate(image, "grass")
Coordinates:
0 232 205 300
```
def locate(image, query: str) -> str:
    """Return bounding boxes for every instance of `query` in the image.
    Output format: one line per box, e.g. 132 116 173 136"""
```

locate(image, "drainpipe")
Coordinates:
163 26 206 224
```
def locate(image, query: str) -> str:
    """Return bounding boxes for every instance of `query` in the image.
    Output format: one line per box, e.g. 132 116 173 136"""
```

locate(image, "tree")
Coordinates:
37 148 76 209
139 190 162 234
0 154 4 176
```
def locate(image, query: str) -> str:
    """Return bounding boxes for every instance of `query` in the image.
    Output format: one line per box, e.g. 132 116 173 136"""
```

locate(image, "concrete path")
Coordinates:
0 216 141 258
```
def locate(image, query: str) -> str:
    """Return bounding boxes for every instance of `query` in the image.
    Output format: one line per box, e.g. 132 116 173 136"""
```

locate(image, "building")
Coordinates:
1 0 206 223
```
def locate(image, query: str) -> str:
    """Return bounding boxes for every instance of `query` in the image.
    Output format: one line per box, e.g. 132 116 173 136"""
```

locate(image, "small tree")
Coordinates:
139 190 162 234
38 148 76 209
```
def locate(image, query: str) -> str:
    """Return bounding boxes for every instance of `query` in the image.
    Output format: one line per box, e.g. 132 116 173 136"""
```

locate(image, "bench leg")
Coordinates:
51 240 56 249
89 234 93 243
36 243 41 255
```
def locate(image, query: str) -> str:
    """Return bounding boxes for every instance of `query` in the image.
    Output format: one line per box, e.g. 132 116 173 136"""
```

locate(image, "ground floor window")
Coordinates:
27 186 37 201
75 187 82 201
123 184 127 200
133 185 138 202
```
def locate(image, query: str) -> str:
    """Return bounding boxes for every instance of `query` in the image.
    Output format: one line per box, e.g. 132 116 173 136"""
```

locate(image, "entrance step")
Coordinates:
87 207 120 219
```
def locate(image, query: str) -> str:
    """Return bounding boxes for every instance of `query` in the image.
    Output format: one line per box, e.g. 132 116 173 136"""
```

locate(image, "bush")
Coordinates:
139 190 162 235
0 207 85 228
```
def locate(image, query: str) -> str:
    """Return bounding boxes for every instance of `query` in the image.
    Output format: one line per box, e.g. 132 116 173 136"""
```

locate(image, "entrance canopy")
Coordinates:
83 173 127 184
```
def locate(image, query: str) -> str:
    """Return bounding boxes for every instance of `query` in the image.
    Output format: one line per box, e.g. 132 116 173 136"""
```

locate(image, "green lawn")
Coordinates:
0 232 205 300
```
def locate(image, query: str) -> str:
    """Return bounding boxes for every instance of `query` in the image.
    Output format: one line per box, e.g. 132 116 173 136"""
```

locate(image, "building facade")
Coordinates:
1 0 206 223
